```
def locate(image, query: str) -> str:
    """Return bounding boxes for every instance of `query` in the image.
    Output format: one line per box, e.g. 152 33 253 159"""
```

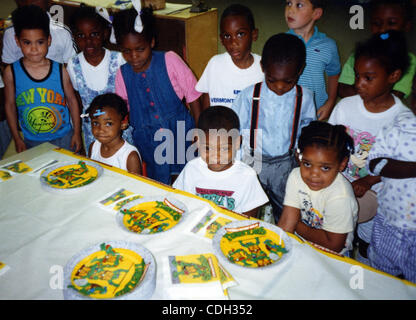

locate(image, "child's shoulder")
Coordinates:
230 160 258 177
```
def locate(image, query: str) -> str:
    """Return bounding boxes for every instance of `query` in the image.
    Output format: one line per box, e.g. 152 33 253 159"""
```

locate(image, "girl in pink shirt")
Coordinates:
113 7 202 184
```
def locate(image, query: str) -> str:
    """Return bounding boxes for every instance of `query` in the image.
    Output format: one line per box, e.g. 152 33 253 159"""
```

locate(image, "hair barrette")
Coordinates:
93 109 106 117
80 113 89 118
380 33 389 40
131 0 143 33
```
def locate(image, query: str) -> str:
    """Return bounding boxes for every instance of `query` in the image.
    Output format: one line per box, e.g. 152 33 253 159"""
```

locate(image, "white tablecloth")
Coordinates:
0 144 415 299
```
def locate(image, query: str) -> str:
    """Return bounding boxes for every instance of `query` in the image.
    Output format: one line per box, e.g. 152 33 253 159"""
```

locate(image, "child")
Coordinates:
231 33 316 222
3 5 81 153
278 121 358 254
329 30 410 263
285 0 341 120
113 7 202 185
87 93 141 175
2 0 76 64
0 72 12 159
366 111 416 283
67 5 128 152
195 4 263 109
338 0 416 100
173 106 269 217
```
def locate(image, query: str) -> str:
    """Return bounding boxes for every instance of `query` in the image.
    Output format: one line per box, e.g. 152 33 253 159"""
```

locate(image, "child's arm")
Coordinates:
243 206 261 218
61 65 82 153
3 65 26 153
369 158 416 179
351 175 381 198
277 206 301 234
295 222 347 253
201 93 210 110
411 73 416 115
126 151 142 175
188 97 202 124
317 74 339 120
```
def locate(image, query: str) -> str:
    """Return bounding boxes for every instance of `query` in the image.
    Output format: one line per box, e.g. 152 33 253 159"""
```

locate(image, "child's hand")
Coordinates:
70 133 82 153
14 137 27 153
317 102 334 121
352 175 380 198
277 206 300 233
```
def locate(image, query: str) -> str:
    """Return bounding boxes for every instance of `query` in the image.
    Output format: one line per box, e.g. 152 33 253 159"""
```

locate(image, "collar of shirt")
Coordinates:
287 26 324 46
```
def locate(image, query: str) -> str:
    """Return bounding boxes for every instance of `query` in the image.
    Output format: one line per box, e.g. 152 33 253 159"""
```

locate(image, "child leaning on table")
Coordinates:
195 4 263 109
231 33 316 222
3 5 82 153
278 121 358 255
87 93 142 175
366 111 416 283
173 106 269 218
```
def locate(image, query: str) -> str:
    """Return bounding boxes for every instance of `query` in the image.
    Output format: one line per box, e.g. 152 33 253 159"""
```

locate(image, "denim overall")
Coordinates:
72 51 133 151
121 51 195 184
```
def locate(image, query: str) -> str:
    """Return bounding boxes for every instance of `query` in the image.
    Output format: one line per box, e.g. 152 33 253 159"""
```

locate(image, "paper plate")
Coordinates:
116 196 188 235
40 160 103 194
63 241 156 300
212 220 293 270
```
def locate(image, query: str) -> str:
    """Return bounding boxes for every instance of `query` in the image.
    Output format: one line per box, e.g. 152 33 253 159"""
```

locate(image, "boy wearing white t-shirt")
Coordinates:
196 4 263 109
173 106 269 217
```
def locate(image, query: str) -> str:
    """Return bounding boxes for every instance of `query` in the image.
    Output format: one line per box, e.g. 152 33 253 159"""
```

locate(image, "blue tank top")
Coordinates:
13 59 72 141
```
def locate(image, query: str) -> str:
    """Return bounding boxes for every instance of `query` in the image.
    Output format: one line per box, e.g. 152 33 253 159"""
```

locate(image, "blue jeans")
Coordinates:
24 129 74 151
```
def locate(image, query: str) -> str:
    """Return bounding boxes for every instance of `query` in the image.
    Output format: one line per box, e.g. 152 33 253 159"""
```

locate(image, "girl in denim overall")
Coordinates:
113 7 202 184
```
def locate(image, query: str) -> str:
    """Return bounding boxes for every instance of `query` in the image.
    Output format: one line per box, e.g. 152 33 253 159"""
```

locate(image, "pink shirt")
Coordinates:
115 51 201 110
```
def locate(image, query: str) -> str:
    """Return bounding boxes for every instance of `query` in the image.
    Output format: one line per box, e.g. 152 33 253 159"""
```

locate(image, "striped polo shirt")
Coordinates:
288 27 341 110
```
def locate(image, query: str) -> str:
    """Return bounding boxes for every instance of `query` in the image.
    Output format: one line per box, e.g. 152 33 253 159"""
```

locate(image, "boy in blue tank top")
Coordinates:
3 5 81 153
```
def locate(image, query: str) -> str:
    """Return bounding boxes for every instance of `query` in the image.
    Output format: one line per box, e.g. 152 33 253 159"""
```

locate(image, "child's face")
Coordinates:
354 56 399 104
90 106 127 146
285 0 322 33
120 33 154 73
198 131 240 172
220 15 258 67
370 4 410 34
262 61 301 96
299 145 347 191
74 18 106 61
15 29 51 64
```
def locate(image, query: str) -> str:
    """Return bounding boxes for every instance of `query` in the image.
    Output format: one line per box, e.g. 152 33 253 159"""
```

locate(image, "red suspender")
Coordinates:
250 84 303 156
289 85 303 151
250 82 262 156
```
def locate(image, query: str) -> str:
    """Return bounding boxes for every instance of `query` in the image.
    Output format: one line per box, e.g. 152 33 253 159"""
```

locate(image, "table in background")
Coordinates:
0 143 415 299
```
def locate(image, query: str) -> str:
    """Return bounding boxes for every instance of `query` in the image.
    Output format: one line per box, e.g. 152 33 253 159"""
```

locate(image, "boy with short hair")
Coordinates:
338 0 416 100
173 106 269 218
3 5 81 153
196 4 263 109
285 0 341 120
2 0 76 64
232 33 316 222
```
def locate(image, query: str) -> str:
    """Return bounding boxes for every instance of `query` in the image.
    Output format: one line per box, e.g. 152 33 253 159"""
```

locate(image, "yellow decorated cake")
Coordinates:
69 243 148 299
120 198 185 234
42 161 99 189
219 222 288 268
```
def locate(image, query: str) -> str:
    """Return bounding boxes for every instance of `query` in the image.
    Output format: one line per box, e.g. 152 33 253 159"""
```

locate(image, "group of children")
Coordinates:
0 0 415 283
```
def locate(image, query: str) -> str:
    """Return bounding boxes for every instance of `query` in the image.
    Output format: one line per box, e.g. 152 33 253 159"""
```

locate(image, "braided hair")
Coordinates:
298 121 354 162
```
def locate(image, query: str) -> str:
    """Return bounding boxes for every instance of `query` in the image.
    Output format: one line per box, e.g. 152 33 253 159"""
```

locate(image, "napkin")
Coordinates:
96 188 142 212
163 253 237 300
187 211 234 241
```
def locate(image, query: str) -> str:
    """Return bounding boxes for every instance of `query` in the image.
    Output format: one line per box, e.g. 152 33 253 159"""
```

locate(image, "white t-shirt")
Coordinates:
67 49 125 91
173 157 269 214
284 168 358 252
90 140 141 172
195 52 264 108
2 17 76 64
328 94 409 185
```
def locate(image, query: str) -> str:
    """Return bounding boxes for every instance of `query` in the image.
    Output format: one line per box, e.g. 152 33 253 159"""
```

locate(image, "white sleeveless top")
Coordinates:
90 140 141 171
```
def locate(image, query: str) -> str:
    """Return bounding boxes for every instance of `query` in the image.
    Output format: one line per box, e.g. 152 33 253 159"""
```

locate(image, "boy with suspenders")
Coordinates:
232 33 317 222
